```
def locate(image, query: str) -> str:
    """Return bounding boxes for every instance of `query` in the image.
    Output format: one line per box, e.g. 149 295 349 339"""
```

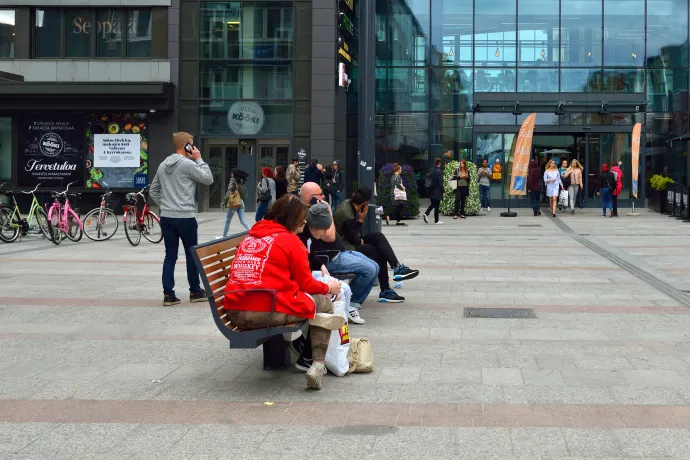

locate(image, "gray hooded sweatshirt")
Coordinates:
149 154 214 218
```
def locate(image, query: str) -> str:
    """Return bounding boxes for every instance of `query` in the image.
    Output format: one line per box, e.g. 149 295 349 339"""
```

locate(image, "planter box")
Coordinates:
648 189 667 213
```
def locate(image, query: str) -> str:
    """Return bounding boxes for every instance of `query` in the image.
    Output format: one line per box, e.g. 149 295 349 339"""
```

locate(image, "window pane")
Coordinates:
431 0 472 66
65 9 92 57
200 2 293 60
376 0 388 65
475 0 516 66
518 0 559 65
475 68 516 92
34 9 61 58
389 0 429 66
647 68 688 112
0 10 15 58
431 68 472 111
96 10 122 57
602 69 644 93
388 67 428 111
386 113 429 166
518 68 558 92
560 68 602 92
603 0 644 66
0 118 10 179
200 63 293 99
561 0 602 66
647 0 688 68
127 10 152 57
474 113 516 125
430 113 473 160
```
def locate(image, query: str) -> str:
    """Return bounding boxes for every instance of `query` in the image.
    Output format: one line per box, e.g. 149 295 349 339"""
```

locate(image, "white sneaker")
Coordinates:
423 214 429 224
480 207 485 212
309 313 346 330
435 221 444 225
487 207 491 212
305 362 326 390
348 309 365 325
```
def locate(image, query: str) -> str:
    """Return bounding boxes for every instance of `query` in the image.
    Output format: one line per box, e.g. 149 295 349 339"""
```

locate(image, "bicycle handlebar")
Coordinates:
20 183 42 195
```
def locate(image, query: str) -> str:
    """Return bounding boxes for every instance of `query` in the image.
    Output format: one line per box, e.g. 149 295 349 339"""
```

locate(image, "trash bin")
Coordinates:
666 185 676 216
680 185 689 221
363 200 382 236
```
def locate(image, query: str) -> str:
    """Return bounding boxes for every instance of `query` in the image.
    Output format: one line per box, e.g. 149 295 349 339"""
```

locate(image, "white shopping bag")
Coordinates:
558 189 568 208
324 299 351 376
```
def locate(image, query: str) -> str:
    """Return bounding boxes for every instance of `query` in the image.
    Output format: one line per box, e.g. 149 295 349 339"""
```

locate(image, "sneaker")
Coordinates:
295 354 312 372
306 362 326 390
480 207 485 212
189 290 207 303
393 264 419 281
348 309 365 325
435 221 444 225
163 294 181 306
289 334 308 357
395 222 407 226
379 289 405 303
423 214 429 224
487 207 491 212
309 313 346 330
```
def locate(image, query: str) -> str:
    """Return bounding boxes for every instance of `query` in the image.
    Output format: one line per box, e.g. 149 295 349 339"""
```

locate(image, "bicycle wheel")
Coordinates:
83 208 118 241
47 210 62 245
142 211 163 243
65 213 83 242
124 209 141 246
35 207 52 241
0 208 19 243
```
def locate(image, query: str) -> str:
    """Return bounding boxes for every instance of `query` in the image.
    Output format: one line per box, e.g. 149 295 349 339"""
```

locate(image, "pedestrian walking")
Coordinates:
149 132 214 306
559 159 568 175
423 158 444 225
611 161 623 217
287 157 301 195
386 164 407 226
527 159 542 216
563 160 583 215
255 166 276 222
477 159 492 212
221 168 250 237
597 163 616 217
330 160 344 211
274 165 288 200
543 159 563 218
452 160 470 219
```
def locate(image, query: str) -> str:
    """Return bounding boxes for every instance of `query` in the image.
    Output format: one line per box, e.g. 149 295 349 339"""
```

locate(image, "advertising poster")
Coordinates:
631 122 641 199
509 113 536 196
85 113 148 189
17 115 85 187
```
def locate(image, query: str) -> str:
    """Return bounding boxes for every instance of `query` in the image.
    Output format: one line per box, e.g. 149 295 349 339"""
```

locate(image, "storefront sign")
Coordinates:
227 102 265 135
17 115 84 187
509 113 536 195
631 122 641 198
94 134 141 168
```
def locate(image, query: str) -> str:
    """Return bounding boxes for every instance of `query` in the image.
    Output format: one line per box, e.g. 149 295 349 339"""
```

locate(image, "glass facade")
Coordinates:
0 10 15 58
365 0 690 195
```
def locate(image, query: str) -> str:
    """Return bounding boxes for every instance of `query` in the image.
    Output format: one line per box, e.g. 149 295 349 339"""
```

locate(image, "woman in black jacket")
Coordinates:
274 166 288 200
423 158 444 225
597 163 616 218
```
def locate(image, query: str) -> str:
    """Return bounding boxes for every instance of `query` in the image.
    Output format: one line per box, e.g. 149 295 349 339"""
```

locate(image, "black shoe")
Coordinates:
378 289 405 303
289 335 308 357
295 354 313 372
395 222 406 226
190 290 207 303
393 264 419 281
163 294 181 306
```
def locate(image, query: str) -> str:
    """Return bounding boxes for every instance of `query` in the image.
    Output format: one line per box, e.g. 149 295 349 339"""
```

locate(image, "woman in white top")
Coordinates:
543 160 563 218
563 159 583 215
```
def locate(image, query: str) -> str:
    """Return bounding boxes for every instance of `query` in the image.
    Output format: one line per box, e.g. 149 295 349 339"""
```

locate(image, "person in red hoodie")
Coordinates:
611 161 624 217
224 194 343 389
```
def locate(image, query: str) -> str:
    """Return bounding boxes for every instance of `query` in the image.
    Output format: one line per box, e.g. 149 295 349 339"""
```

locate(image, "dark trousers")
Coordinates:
454 186 469 216
425 199 441 223
356 232 399 291
612 194 618 214
390 201 404 223
161 217 201 297
255 201 269 222
529 190 541 214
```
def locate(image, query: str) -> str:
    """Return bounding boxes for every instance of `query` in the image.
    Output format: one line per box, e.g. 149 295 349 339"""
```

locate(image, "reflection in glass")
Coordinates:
431 0 472 66
475 0 517 66
560 68 602 92
34 9 61 58
200 63 293 100
647 0 688 68
388 68 427 111
65 9 92 57
647 69 688 112
430 113 473 161
518 68 558 92
385 113 429 168
126 10 153 57
518 0 559 65
474 113 516 125
561 0 602 66
96 10 122 57
376 0 387 64
475 68 516 92
0 10 15 58
645 112 689 185
475 133 507 199
376 68 387 112
389 0 429 66
431 68 472 111
517 113 559 125
603 0 644 67
602 69 644 93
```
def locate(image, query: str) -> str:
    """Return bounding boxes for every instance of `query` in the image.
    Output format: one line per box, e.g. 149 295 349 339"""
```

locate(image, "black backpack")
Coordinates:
424 168 435 189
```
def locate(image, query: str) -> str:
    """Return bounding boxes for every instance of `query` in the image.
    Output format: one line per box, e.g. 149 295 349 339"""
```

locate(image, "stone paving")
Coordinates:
1 205 690 459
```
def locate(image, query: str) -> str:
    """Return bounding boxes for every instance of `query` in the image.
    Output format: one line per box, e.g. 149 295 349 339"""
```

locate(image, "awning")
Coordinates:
473 92 647 115
0 81 175 112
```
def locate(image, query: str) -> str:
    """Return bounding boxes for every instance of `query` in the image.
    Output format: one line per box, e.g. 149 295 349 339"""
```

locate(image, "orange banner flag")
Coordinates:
509 113 536 196
631 122 641 199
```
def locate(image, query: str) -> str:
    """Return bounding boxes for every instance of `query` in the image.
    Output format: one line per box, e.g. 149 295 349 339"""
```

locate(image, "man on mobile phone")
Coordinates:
150 132 214 306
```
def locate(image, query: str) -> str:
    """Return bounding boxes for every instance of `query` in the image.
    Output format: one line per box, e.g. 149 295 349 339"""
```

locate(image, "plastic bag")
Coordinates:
324 299 350 376
347 337 374 373
558 189 568 208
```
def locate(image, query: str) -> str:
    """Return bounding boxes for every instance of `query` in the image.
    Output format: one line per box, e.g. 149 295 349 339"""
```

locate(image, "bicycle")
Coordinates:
46 181 83 245
123 185 163 246
0 182 52 243
83 183 119 241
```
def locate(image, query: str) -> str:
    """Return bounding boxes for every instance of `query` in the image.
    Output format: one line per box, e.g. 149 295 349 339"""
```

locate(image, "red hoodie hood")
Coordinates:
248 220 290 238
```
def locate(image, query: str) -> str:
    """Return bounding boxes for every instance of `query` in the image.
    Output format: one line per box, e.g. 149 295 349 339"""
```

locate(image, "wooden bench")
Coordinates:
191 232 305 370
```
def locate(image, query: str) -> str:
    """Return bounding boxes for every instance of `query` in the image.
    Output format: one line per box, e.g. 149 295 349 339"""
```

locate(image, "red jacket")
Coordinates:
611 166 623 196
224 220 329 319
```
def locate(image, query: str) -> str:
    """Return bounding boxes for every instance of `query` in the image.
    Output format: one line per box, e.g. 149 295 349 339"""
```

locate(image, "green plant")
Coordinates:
650 174 674 191
441 161 481 216
377 164 420 219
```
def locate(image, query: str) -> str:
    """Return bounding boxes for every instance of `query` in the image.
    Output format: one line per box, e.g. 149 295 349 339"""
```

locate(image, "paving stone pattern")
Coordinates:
2 207 690 459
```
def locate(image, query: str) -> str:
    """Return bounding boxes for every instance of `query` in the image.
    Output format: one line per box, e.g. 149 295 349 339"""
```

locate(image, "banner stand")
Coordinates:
627 201 640 216
503 113 536 217
501 188 517 217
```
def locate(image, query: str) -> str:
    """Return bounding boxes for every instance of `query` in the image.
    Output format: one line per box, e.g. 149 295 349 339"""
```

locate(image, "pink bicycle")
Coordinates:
47 181 83 245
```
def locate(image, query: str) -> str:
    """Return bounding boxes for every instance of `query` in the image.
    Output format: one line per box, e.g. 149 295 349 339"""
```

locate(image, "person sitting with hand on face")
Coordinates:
333 186 420 303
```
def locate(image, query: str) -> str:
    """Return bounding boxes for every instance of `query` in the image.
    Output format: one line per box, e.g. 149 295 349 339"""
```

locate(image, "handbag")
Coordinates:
257 179 271 202
226 190 242 209
393 188 407 201
347 337 374 373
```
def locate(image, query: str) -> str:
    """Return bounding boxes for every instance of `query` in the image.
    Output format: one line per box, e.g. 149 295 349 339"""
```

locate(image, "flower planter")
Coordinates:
648 188 666 213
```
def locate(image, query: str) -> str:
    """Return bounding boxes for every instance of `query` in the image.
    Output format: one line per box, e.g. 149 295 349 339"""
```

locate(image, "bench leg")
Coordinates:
262 335 290 371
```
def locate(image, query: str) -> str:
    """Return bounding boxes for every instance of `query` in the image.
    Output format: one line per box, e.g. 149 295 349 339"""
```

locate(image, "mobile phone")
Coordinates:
184 143 193 155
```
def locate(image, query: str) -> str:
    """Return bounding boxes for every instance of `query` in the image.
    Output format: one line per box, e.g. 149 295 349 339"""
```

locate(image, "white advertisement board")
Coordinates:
94 134 141 168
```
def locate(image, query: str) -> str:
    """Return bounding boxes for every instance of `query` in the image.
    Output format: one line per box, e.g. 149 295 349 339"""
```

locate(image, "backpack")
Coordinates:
322 178 334 195
424 168 435 190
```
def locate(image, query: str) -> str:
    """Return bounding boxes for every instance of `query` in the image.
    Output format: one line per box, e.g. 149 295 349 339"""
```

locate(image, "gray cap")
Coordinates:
306 202 332 229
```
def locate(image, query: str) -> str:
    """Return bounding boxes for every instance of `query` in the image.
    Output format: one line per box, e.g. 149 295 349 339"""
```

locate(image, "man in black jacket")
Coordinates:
303 159 323 185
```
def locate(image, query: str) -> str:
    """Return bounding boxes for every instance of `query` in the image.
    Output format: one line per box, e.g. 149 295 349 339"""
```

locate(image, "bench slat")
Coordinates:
196 236 244 259
201 251 237 270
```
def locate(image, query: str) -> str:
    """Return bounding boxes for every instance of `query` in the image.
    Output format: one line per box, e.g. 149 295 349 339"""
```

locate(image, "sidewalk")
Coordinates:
1 207 690 459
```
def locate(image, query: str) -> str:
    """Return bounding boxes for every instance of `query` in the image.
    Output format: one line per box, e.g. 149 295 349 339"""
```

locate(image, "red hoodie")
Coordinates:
224 220 329 319
611 165 623 196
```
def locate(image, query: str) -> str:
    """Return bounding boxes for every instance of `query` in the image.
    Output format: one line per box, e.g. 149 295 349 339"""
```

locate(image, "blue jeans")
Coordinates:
331 191 343 212
600 187 613 215
529 190 541 213
479 184 491 208
223 200 250 237
326 251 378 305
161 217 201 297
255 201 269 222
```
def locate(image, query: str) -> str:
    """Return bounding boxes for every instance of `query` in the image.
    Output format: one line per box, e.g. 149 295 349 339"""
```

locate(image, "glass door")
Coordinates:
204 140 239 209
257 142 290 178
